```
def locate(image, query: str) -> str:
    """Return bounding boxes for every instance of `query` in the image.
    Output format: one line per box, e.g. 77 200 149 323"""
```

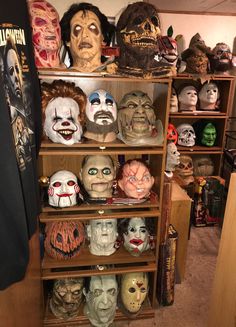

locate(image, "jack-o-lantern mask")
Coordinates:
167 123 178 144
44 220 84 260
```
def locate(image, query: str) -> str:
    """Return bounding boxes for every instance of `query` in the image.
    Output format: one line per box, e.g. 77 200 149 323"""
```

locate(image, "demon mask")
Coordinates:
198 82 220 111
210 42 232 74
177 123 196 147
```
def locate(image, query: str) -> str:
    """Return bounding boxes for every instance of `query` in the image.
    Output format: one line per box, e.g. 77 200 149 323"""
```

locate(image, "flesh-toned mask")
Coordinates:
178 85 198 112
198 82 219 110
175 155 194 185
201 123 217 146
117 159 154 200
118 90 163 145
50 278 84 319
165 142 180 172
80 155 115 198
84 275 118 327
28 0 61 68
167 123 178 144
6 48 23 100
87 218 118 256
210 42 232 73
120 272 148 314
177 123 196 147
169 87 178 113
84 89 117 142
48 170 80 207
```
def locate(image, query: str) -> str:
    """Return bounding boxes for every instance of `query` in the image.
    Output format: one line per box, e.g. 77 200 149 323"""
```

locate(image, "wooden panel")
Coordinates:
208 173 236 327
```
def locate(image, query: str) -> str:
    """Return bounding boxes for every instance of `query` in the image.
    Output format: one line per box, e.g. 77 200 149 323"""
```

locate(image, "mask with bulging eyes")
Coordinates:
48 170 80 208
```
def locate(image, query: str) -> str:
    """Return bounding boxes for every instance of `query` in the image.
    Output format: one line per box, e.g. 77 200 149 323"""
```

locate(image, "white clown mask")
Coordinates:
48 170 80 208
44 97 83 145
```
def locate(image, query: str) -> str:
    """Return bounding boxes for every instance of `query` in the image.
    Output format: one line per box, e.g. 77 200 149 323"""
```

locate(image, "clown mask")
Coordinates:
48 170 80 208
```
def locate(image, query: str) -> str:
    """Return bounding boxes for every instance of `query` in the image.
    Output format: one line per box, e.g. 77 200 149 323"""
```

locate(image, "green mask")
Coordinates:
201 123 217 146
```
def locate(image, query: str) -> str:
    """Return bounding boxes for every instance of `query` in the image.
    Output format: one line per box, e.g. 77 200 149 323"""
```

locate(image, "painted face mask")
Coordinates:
177 123 196 147
120 272 148 314
201 123 217 146
165 142 180 172
28 0 61 68
50 278 84 319
118 90 163 145
87 218 118 256
48 170 80 207
84 275 118 327
118 159 154 200
167 123 178 144
159 36 178 67
178 85 198 112
80 155 115 199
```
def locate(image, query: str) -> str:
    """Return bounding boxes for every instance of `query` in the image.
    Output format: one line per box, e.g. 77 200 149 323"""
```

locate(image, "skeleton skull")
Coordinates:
176 123 196 147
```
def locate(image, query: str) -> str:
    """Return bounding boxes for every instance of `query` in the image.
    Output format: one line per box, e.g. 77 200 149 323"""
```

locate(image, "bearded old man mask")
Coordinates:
118 90 163 145
41 80 86 145
210 42 232 74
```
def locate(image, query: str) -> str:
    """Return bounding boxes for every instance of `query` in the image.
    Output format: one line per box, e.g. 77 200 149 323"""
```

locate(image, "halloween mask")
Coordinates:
87 218 118 256
167 123 178 144
41 80 86 145
159 36 178 67
178 84 198 112
50 277 84 319
118 90 163 145
84 275 118 327
28 0 61 68
201 123 217 146
193 155 214 176
117 159 154 200
84 89 117 142
120 272 148 314
174 155 194 185
80 155 116 199
165 142 180 172
44 220 84 260
198 82 220 111
48 170 80 208
210 42 232 74
169 87 178 113
181 47 209 74
177 123 196 147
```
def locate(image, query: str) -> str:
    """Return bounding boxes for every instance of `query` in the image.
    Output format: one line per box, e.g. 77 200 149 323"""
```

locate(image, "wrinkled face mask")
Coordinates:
177 123 196 147
186 48 209 74
48 170 79 207
201 123 217 146
211 42 232 72
121 272 148 313
44 97 83 145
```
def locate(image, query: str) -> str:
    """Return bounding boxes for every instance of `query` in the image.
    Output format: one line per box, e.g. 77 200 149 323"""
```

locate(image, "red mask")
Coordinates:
167 123 178 144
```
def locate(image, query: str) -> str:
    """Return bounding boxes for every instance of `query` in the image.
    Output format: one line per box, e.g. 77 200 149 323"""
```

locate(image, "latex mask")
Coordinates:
181 47 209 74
48 170 80 207
177 123 196 147
198 82 219 110
169 87 178 113
175 155 194 185
28 0 61 68
178 85 198 112
120 272 148 314
50 278 84 319
193 155 214 176
165 142 180 172
122 217 151 256
159 36 178 67
86 218 118 256
167 123 178 144
201 123 217 146
80 155 115 199
210 42 232 74
118 159 154 200
84 275 118 327
118 90 163 145
84 89 117 142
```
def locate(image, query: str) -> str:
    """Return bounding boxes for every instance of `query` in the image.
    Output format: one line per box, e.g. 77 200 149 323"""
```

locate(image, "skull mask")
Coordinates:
210 42 232 73
50 277 84 319
118 90 163 145
48 170 80 208
175 155 194 185
177 123 196 147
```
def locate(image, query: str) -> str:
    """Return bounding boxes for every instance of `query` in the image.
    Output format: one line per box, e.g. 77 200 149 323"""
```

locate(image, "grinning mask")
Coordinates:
50 277 84 319
198 82 219 110
80 155 116 199
165 142 180 172
28 0 61 68
120 272 148 314
177 123 196 147
201 123 217 146
84 275 118 327
48 170 80 208
87 218 118 256
167 123 178 144
159 36 178 67
175 155 194 185
178 84 198 112
210 42 232 74
118 90 163 145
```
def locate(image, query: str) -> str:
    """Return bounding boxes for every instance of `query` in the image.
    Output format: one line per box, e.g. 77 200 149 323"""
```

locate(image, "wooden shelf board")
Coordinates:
177 145 223 153
170 112 227 118
173 73 235 81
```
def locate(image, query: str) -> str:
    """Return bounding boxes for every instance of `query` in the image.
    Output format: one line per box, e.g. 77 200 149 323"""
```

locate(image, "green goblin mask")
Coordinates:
201 123 217 146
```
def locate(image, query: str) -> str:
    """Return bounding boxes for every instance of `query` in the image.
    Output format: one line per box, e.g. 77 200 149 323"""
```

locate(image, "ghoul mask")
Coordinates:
118 90 163 145
48 170 80 208
181 47 209 74
50 277 84 319
84 89 118 142
28 0 61 68
177 123 196 147
201 123 217 146
210 42 232 74
198 82 220 111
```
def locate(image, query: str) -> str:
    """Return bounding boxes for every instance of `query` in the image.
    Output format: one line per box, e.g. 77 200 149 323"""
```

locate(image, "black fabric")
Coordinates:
0 0 42 289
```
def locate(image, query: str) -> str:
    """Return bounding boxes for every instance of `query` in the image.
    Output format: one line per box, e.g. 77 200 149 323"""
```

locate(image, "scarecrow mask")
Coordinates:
198 82 219 110
201 123 217 146
50 277 84 319
178 85 198 112
165 142 180 172
118 90 163 145
177 123 196 147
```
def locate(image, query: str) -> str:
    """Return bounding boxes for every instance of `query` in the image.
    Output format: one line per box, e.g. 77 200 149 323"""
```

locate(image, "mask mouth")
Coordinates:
57 129 75 140
79 42 92 49
56 193 73 197
130 239 144 246
45 35 56 40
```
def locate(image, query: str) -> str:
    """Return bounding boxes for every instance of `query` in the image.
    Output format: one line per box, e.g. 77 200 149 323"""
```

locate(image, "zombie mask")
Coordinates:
178 84 198 112
210 42 232 74
118 90 163 145
198 82 220 111
167 123 178 144
87 218 118 256
193 155 214 176
44 220 84 260
165 142 180 172
84 89 118 142
181 47 209 74
80 155 116 199
169 87 178 113
174 155 194 185
120 272 148 314
117 159 154 200
201 123 217 146
50 277 84 319
177 123 196 147
84 275 118 327
48 170 80 208
28 0 61 68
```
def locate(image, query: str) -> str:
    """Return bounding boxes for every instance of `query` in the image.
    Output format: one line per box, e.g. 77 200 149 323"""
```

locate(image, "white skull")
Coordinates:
177 123 196 147
48 170 80 208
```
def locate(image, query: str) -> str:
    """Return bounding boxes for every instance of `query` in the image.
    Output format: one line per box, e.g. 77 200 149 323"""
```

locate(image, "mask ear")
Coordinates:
86 224 91 238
